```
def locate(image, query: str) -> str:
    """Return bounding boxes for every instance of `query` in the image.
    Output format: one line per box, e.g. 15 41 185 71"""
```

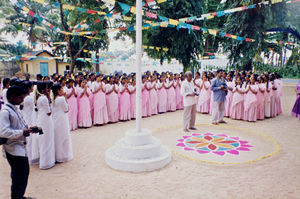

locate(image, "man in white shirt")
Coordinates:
0 86 37 199
180 71 197 132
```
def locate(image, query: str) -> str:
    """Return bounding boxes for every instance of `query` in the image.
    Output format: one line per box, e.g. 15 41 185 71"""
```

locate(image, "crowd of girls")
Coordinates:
0 70 285 169
0 70 284 131
58 71 185 129
194 70 283 122
0 77 73 170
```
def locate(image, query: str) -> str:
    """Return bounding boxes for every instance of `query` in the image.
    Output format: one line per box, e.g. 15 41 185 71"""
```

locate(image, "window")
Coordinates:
26 64 28 72
66 65 70 70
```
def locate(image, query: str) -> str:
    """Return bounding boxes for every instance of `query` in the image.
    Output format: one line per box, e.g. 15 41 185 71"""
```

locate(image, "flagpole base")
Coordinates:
105 129 172 173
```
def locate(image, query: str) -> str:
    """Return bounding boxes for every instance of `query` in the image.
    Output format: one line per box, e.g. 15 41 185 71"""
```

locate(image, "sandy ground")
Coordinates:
0 82 300 199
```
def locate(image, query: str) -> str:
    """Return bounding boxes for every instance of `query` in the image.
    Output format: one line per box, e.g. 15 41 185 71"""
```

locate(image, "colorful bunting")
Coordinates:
177 0 299 23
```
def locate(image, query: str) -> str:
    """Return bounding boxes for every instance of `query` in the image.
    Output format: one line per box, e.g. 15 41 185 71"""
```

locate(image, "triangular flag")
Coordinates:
118 2 131 14
208 29 218 36
169 19 179 26
130 6 136 14
231 35 237 39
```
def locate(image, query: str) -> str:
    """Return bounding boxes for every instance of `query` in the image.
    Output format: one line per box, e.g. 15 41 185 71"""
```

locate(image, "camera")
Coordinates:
31 127 44 135
0 138 8 145
194 88 199 96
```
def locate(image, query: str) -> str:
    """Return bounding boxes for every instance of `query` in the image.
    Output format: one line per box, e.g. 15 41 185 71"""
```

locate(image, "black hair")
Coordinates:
22 81 33 94
52 83 62 99
227 73 234 79
274 72 282 79
51 73 57 80
217 69 223 74
7 86 26 100
258 76 264 83
45 81 53 89
236 76 243 88
9 78 19 86
36 74 43 80
270 74 276 81
59 77 66 84
121 76 128 80
2 78 10 88
37 82 47 94
79 79 83 86
67 78 74 84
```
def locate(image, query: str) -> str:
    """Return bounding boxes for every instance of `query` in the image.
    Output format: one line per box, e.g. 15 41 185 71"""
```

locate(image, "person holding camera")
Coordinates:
211 69 228 125
180 71 197 132
0 86 37 199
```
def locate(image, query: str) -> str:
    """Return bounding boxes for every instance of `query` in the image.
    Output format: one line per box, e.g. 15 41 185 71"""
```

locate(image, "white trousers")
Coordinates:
183 104 196 130
212 101 225 123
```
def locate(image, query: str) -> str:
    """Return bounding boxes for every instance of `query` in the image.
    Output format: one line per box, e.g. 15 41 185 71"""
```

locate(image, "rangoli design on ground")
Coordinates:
176 133 253 156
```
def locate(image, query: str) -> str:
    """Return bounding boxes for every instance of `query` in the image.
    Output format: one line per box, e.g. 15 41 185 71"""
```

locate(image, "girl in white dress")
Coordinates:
20 81 35 164
156 75 168 113
92 75 109 125
128 78 136 119
52 84 73 163
65 79 78 131
77 80 92 127
149 76 158 115
1 78 10 105
105 76 119 123
194 72 202 107
35 82 55 169
264 75 272 118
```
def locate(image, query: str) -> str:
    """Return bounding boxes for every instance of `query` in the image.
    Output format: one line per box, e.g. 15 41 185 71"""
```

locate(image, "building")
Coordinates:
20 50 70 76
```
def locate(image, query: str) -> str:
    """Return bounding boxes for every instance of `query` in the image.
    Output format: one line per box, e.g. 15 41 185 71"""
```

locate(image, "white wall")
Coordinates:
99 59 183 74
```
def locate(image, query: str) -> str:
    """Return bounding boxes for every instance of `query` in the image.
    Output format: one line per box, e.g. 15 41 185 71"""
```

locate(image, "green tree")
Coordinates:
1 0 110 73
220 0 273 70
115 0 205 70
0 42 28 55
53 0 109 73
202 0 225 53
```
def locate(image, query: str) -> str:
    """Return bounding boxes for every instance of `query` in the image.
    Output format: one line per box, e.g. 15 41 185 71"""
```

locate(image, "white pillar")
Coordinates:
105 0 172 172
136 0 142 133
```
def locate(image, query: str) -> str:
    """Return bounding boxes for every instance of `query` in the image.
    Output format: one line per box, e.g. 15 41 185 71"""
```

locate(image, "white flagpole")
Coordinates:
136 0 142 133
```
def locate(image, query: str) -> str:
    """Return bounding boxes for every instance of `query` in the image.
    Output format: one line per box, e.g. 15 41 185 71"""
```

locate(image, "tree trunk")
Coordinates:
70 58 76 74
283 46 287 66
270 51 274 66
243 60 252 71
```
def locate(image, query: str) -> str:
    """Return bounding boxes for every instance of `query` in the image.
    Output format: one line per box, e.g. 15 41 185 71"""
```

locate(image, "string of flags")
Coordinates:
0 42 169 62
15 1 108 40
13 0 258 44
177 0 300 23
265 40 300 47
30 0 171 12
117 1 300 46
11 0 299 54
117 2 257 42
